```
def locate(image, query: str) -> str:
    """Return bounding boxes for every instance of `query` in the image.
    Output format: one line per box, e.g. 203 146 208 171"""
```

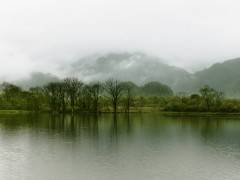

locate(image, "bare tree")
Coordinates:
44 82 68 113
80 85 92 111
44 82 58 112
89 82 102 113
123 84 134 113
29 87 45 112
64 78 83 114
104 79 123 113
56 82 67 113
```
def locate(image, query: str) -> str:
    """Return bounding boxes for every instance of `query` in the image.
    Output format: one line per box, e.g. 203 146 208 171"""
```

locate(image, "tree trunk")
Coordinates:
113 101 117 114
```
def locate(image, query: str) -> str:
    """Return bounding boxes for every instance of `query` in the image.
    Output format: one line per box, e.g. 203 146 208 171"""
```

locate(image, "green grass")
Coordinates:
0 110 30 115
1 107 240 116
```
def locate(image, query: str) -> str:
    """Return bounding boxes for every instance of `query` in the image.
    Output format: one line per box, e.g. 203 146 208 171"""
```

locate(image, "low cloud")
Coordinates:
0 0 240 80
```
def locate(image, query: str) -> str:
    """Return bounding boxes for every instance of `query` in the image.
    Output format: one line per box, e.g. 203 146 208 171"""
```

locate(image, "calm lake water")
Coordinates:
0 113 240 180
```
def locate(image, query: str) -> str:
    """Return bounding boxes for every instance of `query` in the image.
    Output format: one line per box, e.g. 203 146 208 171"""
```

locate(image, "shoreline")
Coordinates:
1 109 240 117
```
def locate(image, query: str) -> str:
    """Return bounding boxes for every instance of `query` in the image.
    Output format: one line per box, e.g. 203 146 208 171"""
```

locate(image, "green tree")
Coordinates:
1 83 23 109
199 85 224 111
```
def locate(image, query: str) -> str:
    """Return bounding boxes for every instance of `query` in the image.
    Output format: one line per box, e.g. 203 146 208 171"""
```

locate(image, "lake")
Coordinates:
0 113 240 180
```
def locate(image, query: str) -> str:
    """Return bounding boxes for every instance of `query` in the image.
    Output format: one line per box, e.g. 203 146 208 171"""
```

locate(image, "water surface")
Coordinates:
0 113 240 180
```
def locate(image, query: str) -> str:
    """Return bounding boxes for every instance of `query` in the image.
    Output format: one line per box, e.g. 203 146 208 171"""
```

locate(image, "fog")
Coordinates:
1 0 240 80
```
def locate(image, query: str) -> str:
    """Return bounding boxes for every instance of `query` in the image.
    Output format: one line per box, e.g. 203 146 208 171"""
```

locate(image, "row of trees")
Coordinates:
165 85 240 112
0 78 135 113
1 80 240 113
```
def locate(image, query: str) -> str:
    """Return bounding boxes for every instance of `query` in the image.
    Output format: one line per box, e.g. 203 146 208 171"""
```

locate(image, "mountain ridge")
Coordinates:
67 52 193 91
11 52 240 96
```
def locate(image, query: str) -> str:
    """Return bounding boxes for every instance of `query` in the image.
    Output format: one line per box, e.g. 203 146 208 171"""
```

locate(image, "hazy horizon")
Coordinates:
1 0 240 80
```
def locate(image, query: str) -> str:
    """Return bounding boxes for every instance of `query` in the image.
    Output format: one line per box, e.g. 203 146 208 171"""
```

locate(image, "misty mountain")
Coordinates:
67 53 240 95
12 53 240 96
192 58 240 96
67 52 192 91
15 72 60 89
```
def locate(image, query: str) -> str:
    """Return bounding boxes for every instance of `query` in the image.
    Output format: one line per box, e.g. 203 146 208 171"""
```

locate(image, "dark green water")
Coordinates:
0 113 240 180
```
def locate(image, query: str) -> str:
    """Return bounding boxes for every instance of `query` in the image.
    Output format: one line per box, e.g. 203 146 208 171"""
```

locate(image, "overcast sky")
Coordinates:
0 0 240 80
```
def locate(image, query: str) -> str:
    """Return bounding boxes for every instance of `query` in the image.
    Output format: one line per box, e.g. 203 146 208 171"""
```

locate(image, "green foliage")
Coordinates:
0 83 27 110
141 81 173 96
0 80 240 113
165 85 229 112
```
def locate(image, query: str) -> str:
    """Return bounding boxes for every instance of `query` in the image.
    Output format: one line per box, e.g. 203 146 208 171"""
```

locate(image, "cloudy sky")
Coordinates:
0 0 240 80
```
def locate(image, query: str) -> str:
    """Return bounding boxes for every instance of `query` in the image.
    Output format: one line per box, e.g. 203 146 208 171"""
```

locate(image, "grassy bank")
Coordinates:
0 110 31 115
1 107 240 116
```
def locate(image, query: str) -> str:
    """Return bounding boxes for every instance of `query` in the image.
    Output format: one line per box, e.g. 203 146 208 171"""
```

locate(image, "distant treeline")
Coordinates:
0 78 239 113
0 78 172 113
166 86 240 113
